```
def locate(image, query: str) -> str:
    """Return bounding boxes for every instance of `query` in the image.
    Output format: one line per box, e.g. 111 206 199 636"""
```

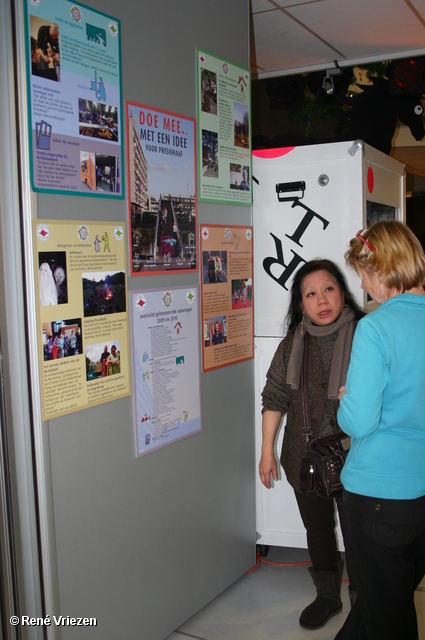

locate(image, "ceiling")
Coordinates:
250 0 425 80
249 0 425 185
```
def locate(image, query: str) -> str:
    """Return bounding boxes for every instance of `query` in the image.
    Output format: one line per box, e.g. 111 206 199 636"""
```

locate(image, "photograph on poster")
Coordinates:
80 152 119 194
41 318 82 360
200 68 217 115
231 278 252 309
202 129 219 179
86 340 121 380
127 102 197 275
38 251 67 306
78 98 119 142
229 164 250 191
234 102 249 149
29 15 60 82
202 251 227 284
82 270 126 317
204 316 227 347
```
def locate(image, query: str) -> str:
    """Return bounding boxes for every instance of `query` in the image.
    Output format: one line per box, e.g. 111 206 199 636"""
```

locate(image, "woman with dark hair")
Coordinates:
259 259 364 630
286 260 365 333
334 221 425 640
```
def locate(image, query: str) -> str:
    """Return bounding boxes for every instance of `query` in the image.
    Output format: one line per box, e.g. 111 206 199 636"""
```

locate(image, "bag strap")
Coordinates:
300 333 313 443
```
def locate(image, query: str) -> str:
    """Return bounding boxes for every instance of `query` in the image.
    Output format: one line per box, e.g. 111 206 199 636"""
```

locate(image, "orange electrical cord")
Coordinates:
248 549 349 583
248 549 311 573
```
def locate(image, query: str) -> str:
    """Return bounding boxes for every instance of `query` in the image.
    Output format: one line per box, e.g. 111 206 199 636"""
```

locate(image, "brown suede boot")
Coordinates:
299 559 343 630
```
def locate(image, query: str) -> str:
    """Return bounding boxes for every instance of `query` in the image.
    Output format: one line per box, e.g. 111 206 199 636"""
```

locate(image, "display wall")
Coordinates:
0 1 255 639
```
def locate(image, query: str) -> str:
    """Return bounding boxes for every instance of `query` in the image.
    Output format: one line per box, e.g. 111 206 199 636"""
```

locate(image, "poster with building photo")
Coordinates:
24 0 124 197
126 101 197 275
33 219 130 420
200 224 254 371
197 48 252 205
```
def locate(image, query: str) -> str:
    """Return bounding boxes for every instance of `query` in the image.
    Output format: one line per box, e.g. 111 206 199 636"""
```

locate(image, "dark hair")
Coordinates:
286 259 365 332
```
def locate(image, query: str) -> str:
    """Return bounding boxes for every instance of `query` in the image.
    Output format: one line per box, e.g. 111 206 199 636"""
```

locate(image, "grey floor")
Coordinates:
166 546 425 640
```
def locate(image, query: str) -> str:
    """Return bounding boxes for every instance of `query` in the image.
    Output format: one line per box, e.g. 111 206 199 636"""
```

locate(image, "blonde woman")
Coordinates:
335 221 425 640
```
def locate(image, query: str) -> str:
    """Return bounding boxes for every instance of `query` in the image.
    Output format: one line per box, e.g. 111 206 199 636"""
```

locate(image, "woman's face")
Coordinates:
301 270 344 326
359 269 388 304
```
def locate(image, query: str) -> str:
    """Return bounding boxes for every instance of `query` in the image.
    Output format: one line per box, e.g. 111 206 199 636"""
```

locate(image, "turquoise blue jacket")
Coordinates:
338 293 425 499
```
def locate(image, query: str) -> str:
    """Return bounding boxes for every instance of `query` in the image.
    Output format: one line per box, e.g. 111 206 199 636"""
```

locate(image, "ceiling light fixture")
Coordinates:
322 74 335 95
322 60 342 96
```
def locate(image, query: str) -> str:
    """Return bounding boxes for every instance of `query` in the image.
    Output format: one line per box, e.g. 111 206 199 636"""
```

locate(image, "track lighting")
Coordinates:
322 74 335 95
322 60 342 96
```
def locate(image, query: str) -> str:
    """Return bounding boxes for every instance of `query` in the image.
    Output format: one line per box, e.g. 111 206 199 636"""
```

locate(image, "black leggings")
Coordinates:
295 489 355 586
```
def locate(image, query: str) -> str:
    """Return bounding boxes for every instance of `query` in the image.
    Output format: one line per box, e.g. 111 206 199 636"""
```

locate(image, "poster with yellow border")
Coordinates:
200 224 254 371
33 219 130 420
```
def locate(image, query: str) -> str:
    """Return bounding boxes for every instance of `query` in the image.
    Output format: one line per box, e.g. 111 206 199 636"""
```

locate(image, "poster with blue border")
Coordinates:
131 286 202 457
25 0 124 198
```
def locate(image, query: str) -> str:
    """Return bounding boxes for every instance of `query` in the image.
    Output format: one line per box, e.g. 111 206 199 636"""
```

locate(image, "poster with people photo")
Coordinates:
33 219 130 420
197 48 252 206
24 0 124 198
200 224 254 372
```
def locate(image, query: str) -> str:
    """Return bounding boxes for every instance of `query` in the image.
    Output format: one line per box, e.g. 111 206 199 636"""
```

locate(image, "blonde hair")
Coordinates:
345 220 425 292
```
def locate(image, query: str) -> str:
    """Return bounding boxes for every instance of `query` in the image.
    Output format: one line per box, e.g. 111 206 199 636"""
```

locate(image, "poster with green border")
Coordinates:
196 48 252 206
24 0 124 198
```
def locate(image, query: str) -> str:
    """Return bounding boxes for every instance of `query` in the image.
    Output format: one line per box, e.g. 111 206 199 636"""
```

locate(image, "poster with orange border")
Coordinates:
200 224 254 372
126 101 197 275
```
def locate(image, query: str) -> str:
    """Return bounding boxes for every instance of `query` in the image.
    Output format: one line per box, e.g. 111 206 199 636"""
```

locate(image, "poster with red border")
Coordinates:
200 224 254 372
126 101 197 275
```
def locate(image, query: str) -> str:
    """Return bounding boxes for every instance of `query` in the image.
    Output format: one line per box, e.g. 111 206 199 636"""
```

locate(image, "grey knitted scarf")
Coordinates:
286 305 356 399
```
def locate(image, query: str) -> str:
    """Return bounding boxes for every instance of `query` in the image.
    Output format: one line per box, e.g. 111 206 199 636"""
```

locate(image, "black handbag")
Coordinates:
299 431 351 498
298 334 350 498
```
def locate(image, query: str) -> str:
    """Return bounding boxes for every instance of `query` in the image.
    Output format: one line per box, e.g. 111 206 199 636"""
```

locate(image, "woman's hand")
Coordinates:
259 450 278 489
38 49 50 63
259 410 282 488
338 385 346 401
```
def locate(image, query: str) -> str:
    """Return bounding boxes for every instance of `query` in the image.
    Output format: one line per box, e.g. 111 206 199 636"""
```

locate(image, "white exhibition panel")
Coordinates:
252 141 405 549
253 141 365 337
